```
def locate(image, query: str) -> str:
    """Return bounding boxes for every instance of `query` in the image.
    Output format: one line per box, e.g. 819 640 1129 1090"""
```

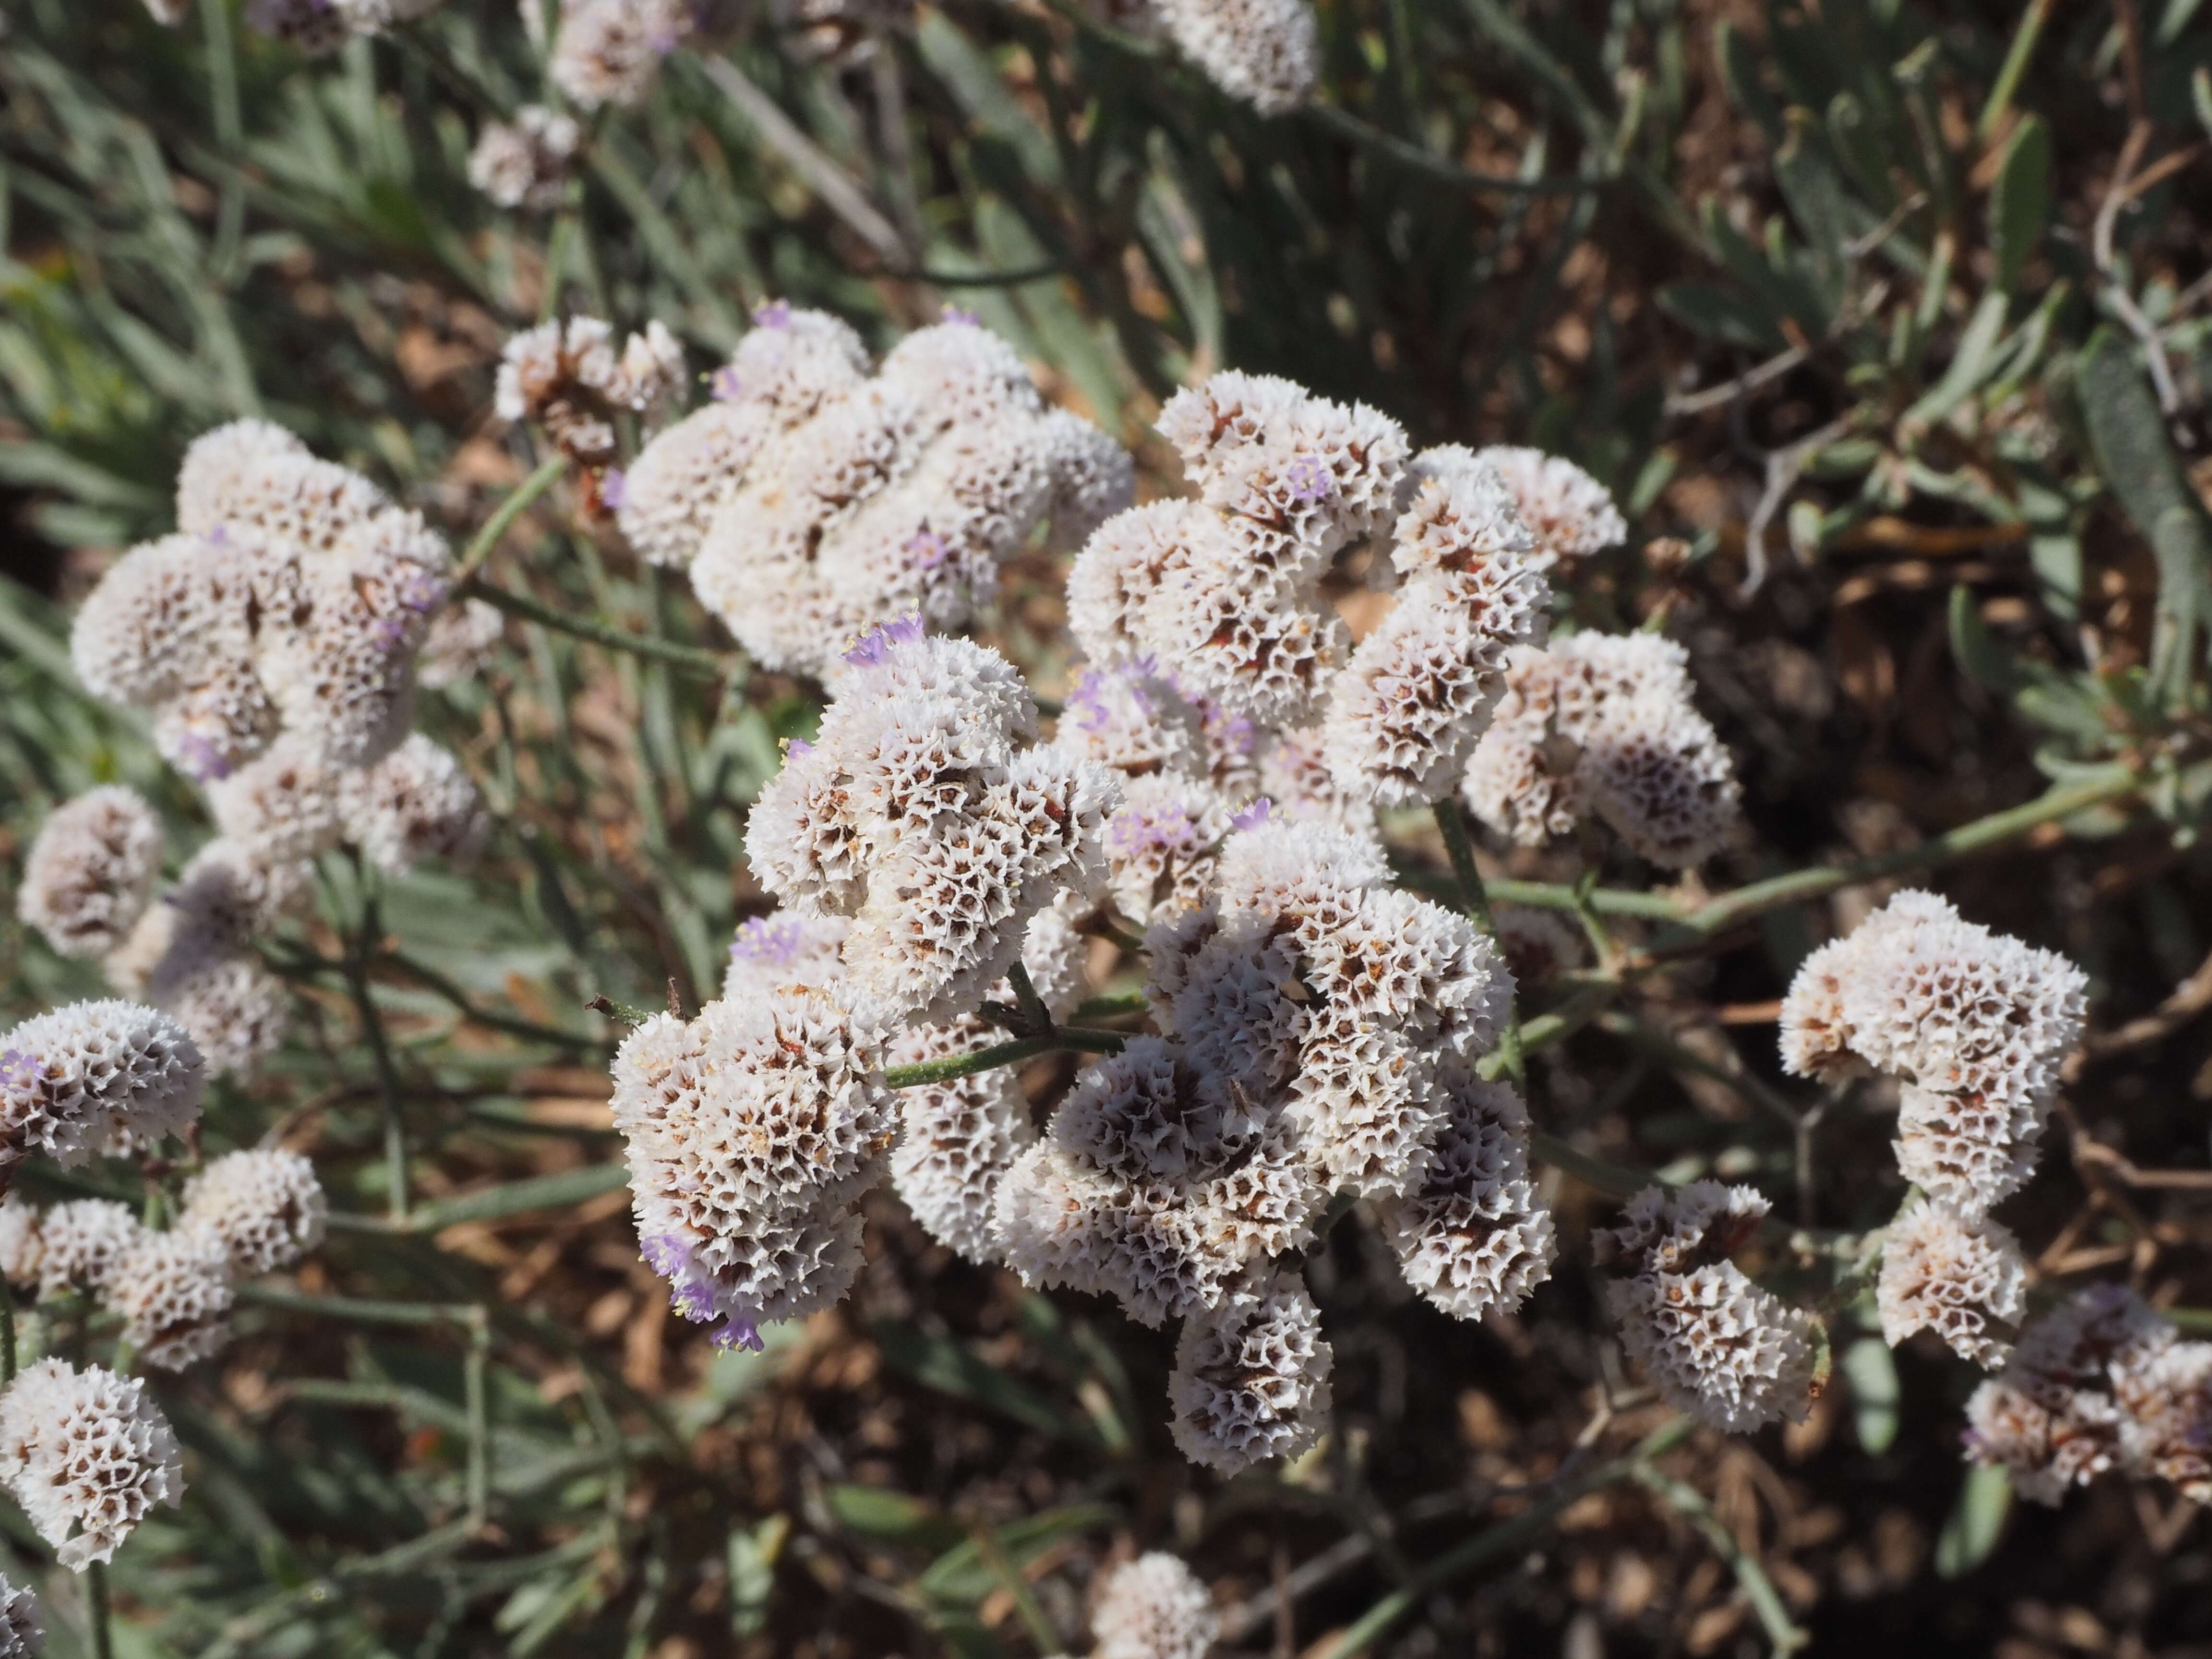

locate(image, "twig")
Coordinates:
2068 942 2212 1077
884 1028 1128 1089
697 55 911 264
1630 1465 1808 1653
2092 122 2195 414
1665 346 1809 418
1310 1419 1692 1659
345 884 411 1225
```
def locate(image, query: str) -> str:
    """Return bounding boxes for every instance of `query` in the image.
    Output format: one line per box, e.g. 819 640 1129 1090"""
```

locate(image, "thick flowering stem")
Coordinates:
461 577 739 678
1432 797 1528 1082
884 1028 1128 1090
88 1560 113 1659
0 1279 14 1384
451 456 568 590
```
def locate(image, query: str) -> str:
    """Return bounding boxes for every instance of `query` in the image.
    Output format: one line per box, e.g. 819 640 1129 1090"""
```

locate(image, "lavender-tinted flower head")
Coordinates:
755 300 793 329
942 305 981 326
1230 796 1274 831
0 1053 32 1093
709 366 744 401
840 613 927 668
904 529 950 571
1286 453 1335 503
710 1313 765 1352
601 469 627 510
729 916 825 971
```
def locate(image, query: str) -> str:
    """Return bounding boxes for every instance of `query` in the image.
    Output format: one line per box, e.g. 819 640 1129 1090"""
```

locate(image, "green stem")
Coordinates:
1525 1128 1652 1201
1006 962 1051 1034
462 577 738 678
0 1278 15 1383
884 1029 1127 1090
1475 978 1619 1082
1070 990 1149 1022
1302 103 1604 195
1630 1466 1808 1653
1312 1419 1692 1659
1432 799 1527 1083
465 1309 491 1530
346 886 411 1224
88 1561 113 1659
1977 0 2057 144
381 950 599 1051
198 0 244 278
971 1523 1061 1654
1683 769 2140 937
451 457 568 590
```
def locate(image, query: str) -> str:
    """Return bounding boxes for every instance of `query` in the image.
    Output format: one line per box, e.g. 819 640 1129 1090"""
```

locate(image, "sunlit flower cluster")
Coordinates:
1144 0 1319 115
1463 630 1740 867
468 106 582 211
497 315 687 469
1089 1551 1219 1659
0 1359 182 1571
16 786 165 960
0 1001 203 1175
1967 1285 2212 1507
1780 888 2087 1216
625 304 1131 678
1595 1181 1815 1434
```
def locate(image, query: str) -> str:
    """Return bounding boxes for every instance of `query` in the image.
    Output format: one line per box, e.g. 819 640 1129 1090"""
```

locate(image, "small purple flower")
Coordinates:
710 1313 765 1353
730 917 811 968
1110 804 1202 859
205 523 230 545
841 613 926 668
1285 454 1335 505
941 304 980 327
1230 796 1274 832
173 731 234 784
0 1050 37 1092
903 529 950 572
785 737 814 757
754 300 793 330
640 1234 691 1279
601 469 627 510
710 366 744 402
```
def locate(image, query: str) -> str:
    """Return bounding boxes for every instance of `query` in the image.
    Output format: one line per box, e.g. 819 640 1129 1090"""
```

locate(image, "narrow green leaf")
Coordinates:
871 1318 1099 1445
1989 116 2051 293
1935 1462 2013 1577
1841 1337 1900 1455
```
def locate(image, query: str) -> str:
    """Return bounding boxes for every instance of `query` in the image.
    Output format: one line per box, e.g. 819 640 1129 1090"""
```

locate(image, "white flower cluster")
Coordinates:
16 787 165 960
1463 631 1740 868
1166 1267 1333 1475
65 420 488 1074
1780 889 2086 1366
1478 446 1630 564
1595 1181 1815 1434
468 106 582 211
0 1578 38 1658
0 1358 182 1571
611 986 895 1350
0 1001 203 1173
231 0 445 52
549 0 699 109
1090 1551 1220 1659
720 898 1084 1262
1319 451 1550 808
1144 0 1319 115
622 304 1131 679
0 1150 325 1371
1069 372 1410 728
1875 1198 2026 1367
497 316 686 469
1967 1284 2212 1507
745 624 1117 1026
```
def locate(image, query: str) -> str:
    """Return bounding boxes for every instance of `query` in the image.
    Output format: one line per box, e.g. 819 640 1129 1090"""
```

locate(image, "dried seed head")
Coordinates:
1168 1269 1333 1475
180 1148 328 1276
18 788 165 960
1876 1198 2028 1368
102 1227 236 1371
0 1358 183 1571
0 1001 203 1170
1091 1552 1219 1659
468 106 580 211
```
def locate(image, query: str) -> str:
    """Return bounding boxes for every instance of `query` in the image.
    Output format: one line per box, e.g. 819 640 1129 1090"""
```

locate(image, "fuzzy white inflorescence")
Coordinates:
1476 445 1628 563
1068 372 1407 729
1778 889 2087 1218
0 1358 183 1570
745 623 1117 1026
1147 0 1319 114
1319 451 1551 807
17 787 165 959
181 1148 329 1276
992 816 1518 1346
1966 1284 2212 1507
549 0 697 109
1875 1198 2027 1368
719 899 1085 1263
1463 631 1739 867
337 733 488 876
416 599 506 689
103 1227 236 1371
1090 1551 1220 1659
611 985 895 1350
622 304 1131 678
497 316 685 467
1168 1268 1334 1475
1371 1073 1556 1322
0 1578 38 1658
34 1201 144 1303
1595 1181 1815 1434
468 106 581 211
0 1001 203 1172
0 1197 40 1290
